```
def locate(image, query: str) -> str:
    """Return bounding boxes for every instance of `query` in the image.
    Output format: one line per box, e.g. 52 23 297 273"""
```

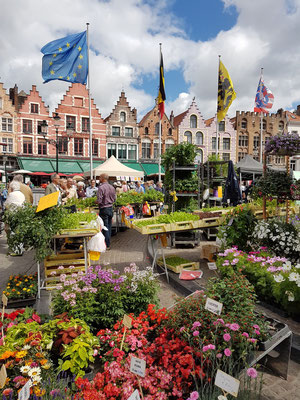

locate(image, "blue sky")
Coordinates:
1 0 300 120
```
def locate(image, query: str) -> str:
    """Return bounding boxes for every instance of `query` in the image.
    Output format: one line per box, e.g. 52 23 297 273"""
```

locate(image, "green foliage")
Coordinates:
59 212 97 230
218 205 257 251
133 211 199 227
4 204 69 261
66 196 98 209
114 189 164 206
251 171 294 200
207 154 228 177
142 189 164 203
175 174 198 192
161 256 193 267
162 142 197 170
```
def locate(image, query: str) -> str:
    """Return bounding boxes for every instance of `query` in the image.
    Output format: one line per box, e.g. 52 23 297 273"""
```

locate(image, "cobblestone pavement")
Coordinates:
1 228 300 399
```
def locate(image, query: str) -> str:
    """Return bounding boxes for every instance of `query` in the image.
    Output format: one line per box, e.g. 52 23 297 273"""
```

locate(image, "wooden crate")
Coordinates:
157 257 199 274
58 227 99 236
44 252 89 288
131 218 203 235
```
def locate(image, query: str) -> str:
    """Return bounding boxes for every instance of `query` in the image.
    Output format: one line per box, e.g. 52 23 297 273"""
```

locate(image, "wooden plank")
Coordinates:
46 252 84 260
157 258 199 274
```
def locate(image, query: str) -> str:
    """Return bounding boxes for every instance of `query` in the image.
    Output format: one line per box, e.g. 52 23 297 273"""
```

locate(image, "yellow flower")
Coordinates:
15 350 27 358
23 288 27 291
41 363 51 369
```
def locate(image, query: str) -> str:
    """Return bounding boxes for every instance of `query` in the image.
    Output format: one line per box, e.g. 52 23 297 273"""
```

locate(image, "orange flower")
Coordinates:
0 351 15 360
35 352 44 358
40 359 48 365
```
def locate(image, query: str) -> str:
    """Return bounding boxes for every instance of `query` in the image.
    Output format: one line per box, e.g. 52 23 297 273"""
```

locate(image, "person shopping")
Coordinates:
97 174 116 250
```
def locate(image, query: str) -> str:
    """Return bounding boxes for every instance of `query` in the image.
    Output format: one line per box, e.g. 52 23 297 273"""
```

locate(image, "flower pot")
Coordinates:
6 296 36 308
257 315 290 351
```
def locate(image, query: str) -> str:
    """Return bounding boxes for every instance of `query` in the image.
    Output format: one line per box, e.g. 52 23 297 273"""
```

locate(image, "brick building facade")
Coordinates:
138 103 176 161
105 91 139 161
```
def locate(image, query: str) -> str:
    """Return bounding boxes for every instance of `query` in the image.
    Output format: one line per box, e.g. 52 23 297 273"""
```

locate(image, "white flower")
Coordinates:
295 264 300 269
28 367 41 378
288 272 300 282
273 274 284 283
282 262 292 272
285 291 295 302
31 375 42 385
20 366 30 374
218 396 228 400
22 345 31 350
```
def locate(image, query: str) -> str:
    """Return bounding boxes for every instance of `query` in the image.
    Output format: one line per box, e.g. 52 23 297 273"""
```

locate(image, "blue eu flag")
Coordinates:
41 31 88 84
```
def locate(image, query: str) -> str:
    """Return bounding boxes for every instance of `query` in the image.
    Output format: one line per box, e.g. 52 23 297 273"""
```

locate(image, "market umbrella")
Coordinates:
0 169 5 174
11 169 32 174
222 161 242 206
72 175 85 181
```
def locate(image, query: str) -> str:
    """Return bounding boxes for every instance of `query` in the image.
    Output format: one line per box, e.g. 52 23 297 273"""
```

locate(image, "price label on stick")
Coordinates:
2 293 7 307
130 356 146 378
123 314 132 329
0 365 7 389
215 369 240 398
18 380 30 400
128 389 141 400
205 297 223 315
208 262 217 270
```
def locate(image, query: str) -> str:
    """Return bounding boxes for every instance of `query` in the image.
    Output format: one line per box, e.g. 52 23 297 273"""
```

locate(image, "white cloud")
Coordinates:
1 0 300 122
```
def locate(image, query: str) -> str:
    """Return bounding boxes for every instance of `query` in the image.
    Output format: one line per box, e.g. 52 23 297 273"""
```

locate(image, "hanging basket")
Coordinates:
265 133 300 156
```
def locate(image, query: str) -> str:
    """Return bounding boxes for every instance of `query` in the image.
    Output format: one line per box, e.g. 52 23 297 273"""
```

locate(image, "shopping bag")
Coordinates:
87 231 106 260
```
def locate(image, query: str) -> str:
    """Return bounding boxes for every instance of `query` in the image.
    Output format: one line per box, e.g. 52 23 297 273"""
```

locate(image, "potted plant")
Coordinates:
265 132 300 156
2 273 38 308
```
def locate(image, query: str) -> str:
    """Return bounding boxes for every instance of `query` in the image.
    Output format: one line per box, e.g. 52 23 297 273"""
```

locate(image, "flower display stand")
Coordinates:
157 257 199 274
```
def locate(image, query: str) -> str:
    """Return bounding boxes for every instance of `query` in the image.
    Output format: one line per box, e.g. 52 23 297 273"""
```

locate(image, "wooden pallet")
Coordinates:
57 227 99 236
131 219 203 235
157 257 199 274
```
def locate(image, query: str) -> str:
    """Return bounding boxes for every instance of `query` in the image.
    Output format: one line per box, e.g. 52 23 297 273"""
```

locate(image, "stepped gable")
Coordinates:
18 85 49 115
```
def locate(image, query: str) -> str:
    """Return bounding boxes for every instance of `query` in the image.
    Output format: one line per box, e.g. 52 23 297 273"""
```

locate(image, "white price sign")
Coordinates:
205 297 223 315
208 262 217 270
215 369 240 397
18 380 31 400
128 389 141 400
130 356 146 378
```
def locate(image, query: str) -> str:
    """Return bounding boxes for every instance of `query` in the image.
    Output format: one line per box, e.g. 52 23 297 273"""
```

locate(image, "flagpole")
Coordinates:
158 43 162 182
216 55 221 157
86 22 93 180
259 67 263 163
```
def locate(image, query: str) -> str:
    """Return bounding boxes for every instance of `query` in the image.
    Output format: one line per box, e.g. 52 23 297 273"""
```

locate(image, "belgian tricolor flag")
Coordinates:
158 51 166 119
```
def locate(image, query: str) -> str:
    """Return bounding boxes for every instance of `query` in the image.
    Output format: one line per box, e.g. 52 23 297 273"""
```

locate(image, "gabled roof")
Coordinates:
204 117 215 127
173 110 188 127
138 109 153 126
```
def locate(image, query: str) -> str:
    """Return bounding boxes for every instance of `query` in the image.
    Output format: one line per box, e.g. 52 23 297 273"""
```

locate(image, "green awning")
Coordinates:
141 163 165 176
122 162 144 172
80 161 103 172
18 158 55 173
49 160 82 174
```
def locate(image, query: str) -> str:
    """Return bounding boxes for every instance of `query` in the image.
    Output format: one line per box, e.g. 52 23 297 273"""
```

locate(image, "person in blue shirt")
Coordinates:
86 179 98 198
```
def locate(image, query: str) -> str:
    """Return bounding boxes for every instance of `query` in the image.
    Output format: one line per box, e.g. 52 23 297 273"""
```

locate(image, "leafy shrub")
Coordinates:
251 171 294 200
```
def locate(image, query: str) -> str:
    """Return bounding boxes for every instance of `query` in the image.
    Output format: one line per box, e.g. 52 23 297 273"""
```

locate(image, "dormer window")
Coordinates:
31 104 39 114
120 112 126 122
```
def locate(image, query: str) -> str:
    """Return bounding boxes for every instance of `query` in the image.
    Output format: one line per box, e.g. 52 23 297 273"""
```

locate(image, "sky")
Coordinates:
1 0 300 121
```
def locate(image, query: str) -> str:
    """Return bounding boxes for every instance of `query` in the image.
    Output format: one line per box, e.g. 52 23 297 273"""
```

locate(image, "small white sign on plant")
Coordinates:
215 369 240 398
18 380 31 400
205 297 223 315
130 356 146 378
127 389 141 400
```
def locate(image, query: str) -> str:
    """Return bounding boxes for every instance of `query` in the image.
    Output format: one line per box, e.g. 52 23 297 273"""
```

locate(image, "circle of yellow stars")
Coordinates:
48 41 84 80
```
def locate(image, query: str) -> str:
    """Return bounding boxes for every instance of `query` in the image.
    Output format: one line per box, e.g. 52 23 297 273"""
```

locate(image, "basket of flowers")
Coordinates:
2 273 38 308
265 132 300 156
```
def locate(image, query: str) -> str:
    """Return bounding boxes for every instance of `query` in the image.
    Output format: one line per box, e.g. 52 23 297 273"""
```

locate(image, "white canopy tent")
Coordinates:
84 155 144 179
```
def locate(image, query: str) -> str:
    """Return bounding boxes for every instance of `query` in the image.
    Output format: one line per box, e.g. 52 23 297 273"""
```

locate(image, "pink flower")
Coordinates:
248 338 257 343
216 353 223 359
193 330 199 337
179 326 185 333
229 323 240 331
188 391 199 400
203 344 215 352
253 324 260 329
223 333 231 342
192 321 201 329
213 318 225 326
224 348 232 357
254 330 260 335
247 367 258 378
242 332 249 338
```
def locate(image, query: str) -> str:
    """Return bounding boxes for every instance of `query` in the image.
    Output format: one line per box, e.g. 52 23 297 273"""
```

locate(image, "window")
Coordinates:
165 140 174 151
142 142 151 159
82 117 90 132
92 139 98 156
23 119 32 134
278 121 284 133
212 137 220 150
120 112 126 122
196 131 203 145
118 144 127 159
275 156 285 164
190 115 197 128
223 138 230 150
154 142 159 159
155 122 159 135
262 119 266 130
168 128 172 136
74 138 83 155
125 127 133 137
290 159 296 171
66 115 76 131
144 127 149 135
238 152 247 161
218 121 225 131
292 130 298 134
241 119 247 129
23 139 32 154
74 97 83 107
37 121 43 134
58 137 68 154
2 138 13 153
128 144 137 160
38 139 47 155
107 143 117 158
0 98 2 109
238 135 248 147
253 135 260 149
195 149 203 163
31 103 39 114
222 153 230 161
184 131 192 144
112 126 120 136
2 118 13 132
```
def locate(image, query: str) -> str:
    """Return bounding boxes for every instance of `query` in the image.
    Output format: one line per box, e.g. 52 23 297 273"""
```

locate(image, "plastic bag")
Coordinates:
142 201 151 216
87 232 106 253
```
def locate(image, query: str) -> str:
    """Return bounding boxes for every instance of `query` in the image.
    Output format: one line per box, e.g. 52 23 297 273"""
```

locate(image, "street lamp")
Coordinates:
41 113 61 173
3 156 8 188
